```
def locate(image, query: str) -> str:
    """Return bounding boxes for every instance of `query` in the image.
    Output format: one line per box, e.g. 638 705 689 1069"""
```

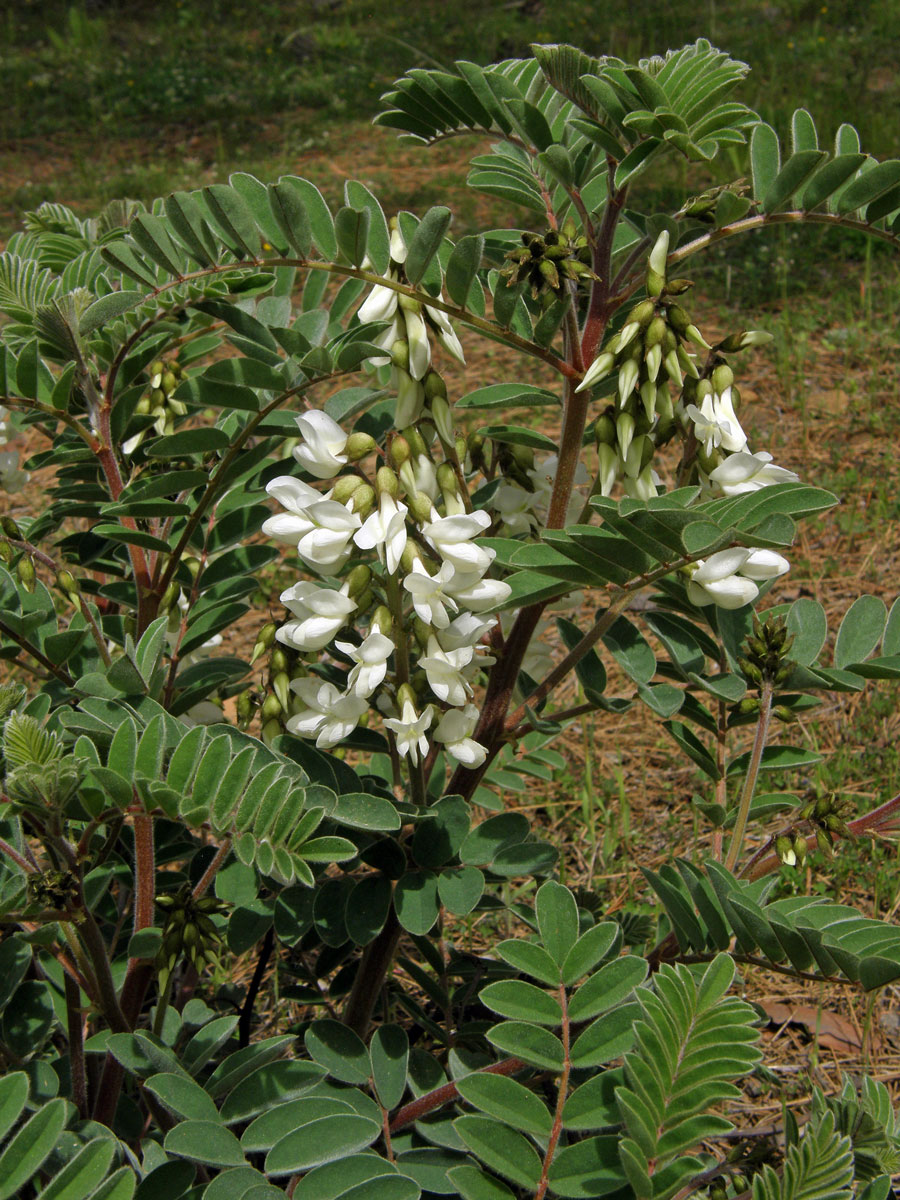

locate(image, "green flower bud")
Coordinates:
162 371 177 394
56 569 79 596
644 315 667 349
346 563 372 600
617 358 640 405
738 330 774 350
1 517 21 540
270 647 290 675
711 364 734 393
390 435 411 468
398 293 422 315
0 540 12 565
391 340 410 372
648 229 669 277
262 692 284 720
775 834 796 866
373 605 393 638
350 483 376 516
646 267 665 298
375 466 400 500
16 556 35 593
644 342 662 383
236 690 255 726
408 492 434 525
403 426 428 458
595 412 617 447
399 540 421 573
666 303 692 335
346 431 377 462
640 380 657 422
665 277 693 294
792 833 807 863
332 475 364 506
272 671 291 713
135 395 152 415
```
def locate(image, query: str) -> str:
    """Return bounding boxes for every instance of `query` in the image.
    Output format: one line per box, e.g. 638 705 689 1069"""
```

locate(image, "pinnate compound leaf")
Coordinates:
405 206 452 286
453 1115 542 1189
749 1110 853 1200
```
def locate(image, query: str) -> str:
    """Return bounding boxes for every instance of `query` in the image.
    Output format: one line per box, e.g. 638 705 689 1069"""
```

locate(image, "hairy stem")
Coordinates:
238 927 274 1048
342 909 403 1039
389 1056 527 1133
64 970 88 1119
536 985 570 1200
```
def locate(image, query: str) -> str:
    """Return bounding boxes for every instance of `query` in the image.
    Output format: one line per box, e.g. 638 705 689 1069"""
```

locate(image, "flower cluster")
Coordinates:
685 547 790 610
359 225 464 431
262 395 511 770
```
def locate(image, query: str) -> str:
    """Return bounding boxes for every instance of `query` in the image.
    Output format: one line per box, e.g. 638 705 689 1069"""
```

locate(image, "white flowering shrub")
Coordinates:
1 39 900 1200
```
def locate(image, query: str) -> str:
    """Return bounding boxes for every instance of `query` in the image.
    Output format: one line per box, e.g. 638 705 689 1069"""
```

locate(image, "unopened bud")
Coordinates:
16 556 35 593
429 395 454 446
57 569 79 596
375 466 400 500
423 370 447 402
595 412 616 447
397 682 417 710
262 718 282 746
648 229 669 277
408 492 434 525
399 541 421 573
739 329 773 350
346 563 372 600
390 340 410 372
270 647 290 675
346 432 377 462
262 692 284 721
372 605 393 638
775 835 796 866
390 435 411 468
792 833 808 863
0 540 12 565
332 475 364 506
1 517 21 540
617 358 639 405
711 364 734 393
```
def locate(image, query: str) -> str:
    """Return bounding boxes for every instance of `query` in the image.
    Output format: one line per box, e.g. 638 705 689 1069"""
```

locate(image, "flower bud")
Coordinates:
16 556 35 593
236 690 255 727
398 293 422 315
423 370 447 402
739 329 773 350
345 431 377 462
332 475 365 506
408 492 434 525
640 380 657 422
648 229 669 277
644 315 667 349
616 411 635 460
262 692 284 720
595 412 616 447
346 563 372 600
375 466 400 500
711 364 734 393
429 395 454 447
350 483 375 516
397 682 417 710
1 517 21 540
399 541 422 573
57 569 79 597
390 339 410 372
390 435 412 470
617 358 639 406
372 605 393 638
663 349 682 387
0 540 11 565
666 277 693 294
792 833 808 863
775 834 796 866
262 718 282 746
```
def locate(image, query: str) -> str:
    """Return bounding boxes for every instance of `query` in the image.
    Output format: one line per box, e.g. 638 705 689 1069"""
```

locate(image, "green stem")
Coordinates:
725 680 774 872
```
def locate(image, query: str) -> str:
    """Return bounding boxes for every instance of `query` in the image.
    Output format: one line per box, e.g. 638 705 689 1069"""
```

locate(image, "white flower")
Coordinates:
277 582 356 651
262 476 327 545
492 480 536 536
293 411 349 479
708 451 800 496
439 612 496 651
434 704 486 768
402 306 432 381
687 548 758 610
295 499 361 571
354 492 408 574
384 698 434 765
712 387 749 453
740 549 791 581
336 630 394 698
686 387 748 457
597 443 619 498
287 678 367 748
403 559 459 629
0 450 28 494
422 510 494 574
358 278 399 324
393 367 426 428
445 570 512 613
425 301 466 365
419 636 474 707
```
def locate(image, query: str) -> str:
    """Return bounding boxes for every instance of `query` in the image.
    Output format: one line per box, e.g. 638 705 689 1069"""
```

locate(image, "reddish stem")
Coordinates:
389 1056 526 1133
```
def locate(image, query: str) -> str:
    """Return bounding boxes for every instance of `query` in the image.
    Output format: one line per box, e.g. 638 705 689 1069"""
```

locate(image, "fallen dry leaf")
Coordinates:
760 1000 882 1054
